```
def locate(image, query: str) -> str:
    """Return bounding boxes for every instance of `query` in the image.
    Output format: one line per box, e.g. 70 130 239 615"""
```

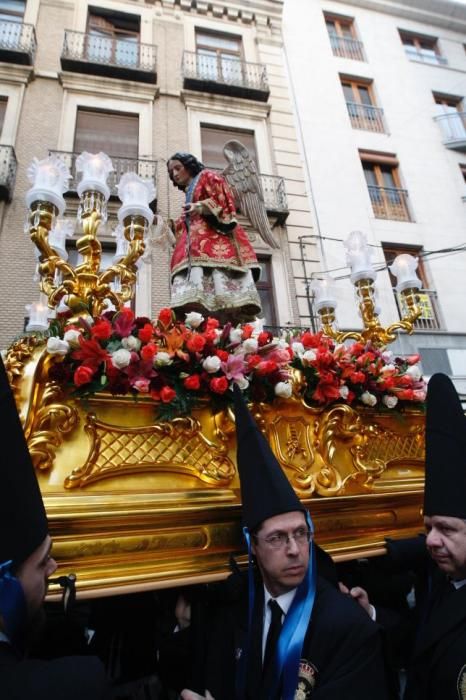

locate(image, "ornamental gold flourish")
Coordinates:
64 413 236 489
4 336 43 394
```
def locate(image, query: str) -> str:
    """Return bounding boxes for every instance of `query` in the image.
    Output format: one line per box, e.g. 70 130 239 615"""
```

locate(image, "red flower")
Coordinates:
113 308 135 337
187 334 206 352
203 329 217 343
216 349 229 362
210 376 228 394
206 317 220 330
160 385 176 403
158 308 173 327
257 331 272 347
73 365 95 387
242 324 254 339
247 354 262 369
350 371 366 384
138 323 154 343
140 343 157 361
349 342 365 356
72 336 110 369
395 388 415 400
184 374 201 390
256 360 278 375
91 319 112 340
406 354 421 365
300 331 321 349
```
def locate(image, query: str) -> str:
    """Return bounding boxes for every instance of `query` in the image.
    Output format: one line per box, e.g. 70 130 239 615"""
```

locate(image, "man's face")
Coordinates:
424 515 466 580
167 159 192 189
16 535 57 617
252 511 310 597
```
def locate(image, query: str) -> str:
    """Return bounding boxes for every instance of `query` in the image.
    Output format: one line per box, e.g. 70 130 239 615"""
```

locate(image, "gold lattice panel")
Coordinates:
64 413 236 488
359 425 424 465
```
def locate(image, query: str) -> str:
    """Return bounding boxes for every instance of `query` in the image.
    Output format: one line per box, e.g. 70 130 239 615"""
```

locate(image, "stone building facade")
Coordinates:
0 0 316 347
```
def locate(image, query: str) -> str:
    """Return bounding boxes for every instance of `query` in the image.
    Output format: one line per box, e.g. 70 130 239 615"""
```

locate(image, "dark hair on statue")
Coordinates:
167 152 205 190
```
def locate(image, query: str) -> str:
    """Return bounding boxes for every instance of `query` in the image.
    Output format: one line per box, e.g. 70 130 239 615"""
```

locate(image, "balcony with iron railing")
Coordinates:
61 30 157 83
328 33 365 61
395 288 442 331
367 185 411 221
346 101 386 133
212 169 288 220
182 51 269 102
0 19 36 65
403 46 448 66
434 112 466 152
49 151 157 205
0 145 17 201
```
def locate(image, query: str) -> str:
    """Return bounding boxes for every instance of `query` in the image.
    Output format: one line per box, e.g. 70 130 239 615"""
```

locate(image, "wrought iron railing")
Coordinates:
49 151 157 198
211 169 287 213
182 50 268 93
395 288 441 331
434 112 466 146
328 33 365 61
346 101 385 133
0 145 17 199
62 30 157 74
404 46 447 66
0 19 36 62
367 185 411 221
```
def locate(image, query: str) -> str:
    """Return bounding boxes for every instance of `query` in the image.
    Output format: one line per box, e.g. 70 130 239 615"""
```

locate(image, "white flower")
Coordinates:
292 342 305 356
380 363 396 375
185 311 204 328
339 385 349 399
361 391 377 407
202 355 222 373
277 338 288 349
242 338 258 354
111 348 132 369
63 329 81 347
122 335 141 352
229 328 243 344
250 318 264 335
381 350 394 363
154 351 172 367
302 349 317 365
383 395 398 409
406 364 422 381
46 337 70 355
234 377 250 390
274 382 292 399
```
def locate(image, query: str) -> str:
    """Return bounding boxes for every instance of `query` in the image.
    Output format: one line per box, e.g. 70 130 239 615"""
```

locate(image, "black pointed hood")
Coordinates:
0 356 48 568
424 373 466 519
233 387 304 532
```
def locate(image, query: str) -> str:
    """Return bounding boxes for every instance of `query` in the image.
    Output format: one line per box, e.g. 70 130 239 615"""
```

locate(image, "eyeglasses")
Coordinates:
253 528 313 550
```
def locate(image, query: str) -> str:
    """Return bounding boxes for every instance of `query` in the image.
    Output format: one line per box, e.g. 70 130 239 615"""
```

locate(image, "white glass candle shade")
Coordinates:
26 294 50 332
311 276 337 312
76 152 113 200
117 172 155 224
25 155 70 215
389 254 422 293
344 230 376 284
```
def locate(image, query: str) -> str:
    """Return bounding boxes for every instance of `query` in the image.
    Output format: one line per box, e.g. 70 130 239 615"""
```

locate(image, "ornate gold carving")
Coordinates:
269 415 316 496
65 414 236 489
4 336 44 393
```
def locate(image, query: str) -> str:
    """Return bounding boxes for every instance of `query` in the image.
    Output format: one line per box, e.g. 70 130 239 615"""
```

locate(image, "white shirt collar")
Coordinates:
0 631 10 644
452 578 466 589
263 585 297 616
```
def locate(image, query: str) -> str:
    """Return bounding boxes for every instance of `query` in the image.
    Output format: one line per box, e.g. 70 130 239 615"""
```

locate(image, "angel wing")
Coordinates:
222 140 280 249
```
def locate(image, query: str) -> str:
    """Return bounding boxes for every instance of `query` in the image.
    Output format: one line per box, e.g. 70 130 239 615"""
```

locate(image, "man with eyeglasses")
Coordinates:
163 388 392 699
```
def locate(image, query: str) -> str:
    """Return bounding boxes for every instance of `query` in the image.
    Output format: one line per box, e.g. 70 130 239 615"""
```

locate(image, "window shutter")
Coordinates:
74 109 139 159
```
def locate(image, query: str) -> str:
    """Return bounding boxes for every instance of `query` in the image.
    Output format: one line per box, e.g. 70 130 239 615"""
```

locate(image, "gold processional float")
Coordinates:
4 154 427 600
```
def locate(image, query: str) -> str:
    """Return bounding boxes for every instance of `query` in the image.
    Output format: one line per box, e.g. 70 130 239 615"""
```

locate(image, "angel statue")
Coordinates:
166 142 279 324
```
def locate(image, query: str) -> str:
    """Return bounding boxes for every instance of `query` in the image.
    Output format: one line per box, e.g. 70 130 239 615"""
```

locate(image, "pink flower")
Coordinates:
131 377 151 393
221 353 247 381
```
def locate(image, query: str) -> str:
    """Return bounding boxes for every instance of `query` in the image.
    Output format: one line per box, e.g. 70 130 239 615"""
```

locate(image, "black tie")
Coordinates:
263 599 283 678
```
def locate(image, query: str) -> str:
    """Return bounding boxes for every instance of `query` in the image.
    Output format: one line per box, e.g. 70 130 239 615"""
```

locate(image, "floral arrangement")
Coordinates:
44 308 426 418
289 330 426 410
45 308 292 419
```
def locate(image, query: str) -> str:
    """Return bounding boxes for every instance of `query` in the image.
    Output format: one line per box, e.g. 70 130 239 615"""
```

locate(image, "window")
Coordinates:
0 0 25 22
0 97 7 136
324 13 364 61
256 257 277 326
74 108 139 159
86 8 140 67
433 93 466 142
340 76 384 132
360 152 411 221
201 125 257 170
195 30 243 84
383 244 441 330
399 31 446 65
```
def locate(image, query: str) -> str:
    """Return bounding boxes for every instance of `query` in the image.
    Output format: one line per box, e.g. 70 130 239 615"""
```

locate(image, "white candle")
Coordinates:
76 151 113 200
389 254 422 292
25 155 70 215
26 293 50 332
344 230 376 283
117 172 155 224
49 218 74 260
